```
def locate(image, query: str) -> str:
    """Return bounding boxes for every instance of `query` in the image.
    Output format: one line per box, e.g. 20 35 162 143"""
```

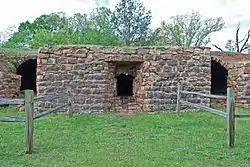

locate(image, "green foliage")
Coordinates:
3 12 70 48
153 11 225 47
112 0 152 46
83 7 124 46
0 48 35 56
225 39 236 52
0 48 36 70
3 9 124 49
2 30 30 48
3 0 151 48
2 3 227 48
0 58 15 73
0 64 11 72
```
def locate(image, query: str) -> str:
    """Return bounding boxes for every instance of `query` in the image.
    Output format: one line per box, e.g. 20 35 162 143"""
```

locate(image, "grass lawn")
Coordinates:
1 108 250 167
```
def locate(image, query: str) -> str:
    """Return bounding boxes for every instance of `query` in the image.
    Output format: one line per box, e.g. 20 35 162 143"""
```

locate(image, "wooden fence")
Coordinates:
0 87 73 154
176 83 250 148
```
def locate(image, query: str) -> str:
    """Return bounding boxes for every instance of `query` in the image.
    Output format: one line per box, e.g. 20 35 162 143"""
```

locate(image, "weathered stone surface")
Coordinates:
0 71 21 98
0 54 17 73
36 45 211 113
211 51 250 108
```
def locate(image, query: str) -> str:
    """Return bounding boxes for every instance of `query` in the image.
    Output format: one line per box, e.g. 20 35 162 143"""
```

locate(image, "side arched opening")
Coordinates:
17 59 37 93
211 60 228 95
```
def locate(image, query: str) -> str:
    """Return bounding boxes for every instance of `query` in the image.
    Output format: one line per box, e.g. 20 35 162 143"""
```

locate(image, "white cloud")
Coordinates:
0 0 249 50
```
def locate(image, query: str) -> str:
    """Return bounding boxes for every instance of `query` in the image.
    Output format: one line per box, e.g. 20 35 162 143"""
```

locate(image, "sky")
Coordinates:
0 0 249 50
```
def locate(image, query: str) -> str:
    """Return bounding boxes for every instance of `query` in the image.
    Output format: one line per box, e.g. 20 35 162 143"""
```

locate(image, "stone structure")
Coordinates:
211 51 250 108
36 45 211 113
0 54 21 98
0 50 37 68
1 46 249 111
0 54 16 73
0 72 21 98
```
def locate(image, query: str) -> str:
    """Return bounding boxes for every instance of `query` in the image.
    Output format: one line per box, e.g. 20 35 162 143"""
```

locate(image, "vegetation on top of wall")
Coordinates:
0 54 17 73
0 64 13 73
0 48 37 56
0 48 37 72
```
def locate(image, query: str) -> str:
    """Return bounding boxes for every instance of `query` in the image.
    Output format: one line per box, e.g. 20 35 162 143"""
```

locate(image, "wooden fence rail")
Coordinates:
0 98 25 105
33 92 68 102
0 117 26 122
180 90 227 99
179 100 228 118
0 87 73 154
237 96 250 99
33 104 68 120
234 114 250 118
176 83 250 148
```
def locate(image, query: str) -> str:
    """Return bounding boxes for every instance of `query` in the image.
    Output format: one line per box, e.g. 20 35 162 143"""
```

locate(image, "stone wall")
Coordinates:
211 52 250 108
36 45 211 113
0 71 21 98
234 63 250 108
0 54 21 98
0 54 16 73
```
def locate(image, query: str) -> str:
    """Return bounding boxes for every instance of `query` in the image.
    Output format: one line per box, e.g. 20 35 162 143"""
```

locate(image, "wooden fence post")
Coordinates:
25 90 34 154
67 87 73 117
176 83 181 113
227 87 235 148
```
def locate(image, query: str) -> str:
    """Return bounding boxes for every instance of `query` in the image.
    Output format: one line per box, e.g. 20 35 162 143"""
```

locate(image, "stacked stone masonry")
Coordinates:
0 72 21 98
36 45 211 113
0 54 21 98
211 52 250 108
0 54 16 73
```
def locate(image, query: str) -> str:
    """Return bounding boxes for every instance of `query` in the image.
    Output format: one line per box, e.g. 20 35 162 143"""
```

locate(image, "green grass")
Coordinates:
215 106 249 113
1 108 250 167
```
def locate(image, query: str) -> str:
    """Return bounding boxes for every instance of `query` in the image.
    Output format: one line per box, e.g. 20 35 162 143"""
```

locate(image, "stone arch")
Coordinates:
211 52 250 107
211 56 230 95
211 55 237 87
15 54 37 68
17 59 37 92
211 56 232 71
15 53 37 93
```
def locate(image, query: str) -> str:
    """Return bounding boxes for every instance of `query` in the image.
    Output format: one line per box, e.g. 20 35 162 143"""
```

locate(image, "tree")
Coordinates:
213 23 250 53
68 13 88 33
3 12 69 48
3 8 123 48
149 21 173 46
88 7 113 32
85 7 123 46
0 25 16 46
111 0 152 46
235 23 250 53
225 39 235 52
153 10 225 47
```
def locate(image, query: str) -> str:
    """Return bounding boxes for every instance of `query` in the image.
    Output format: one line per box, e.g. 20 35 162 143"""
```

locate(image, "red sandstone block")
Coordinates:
243 68 250 74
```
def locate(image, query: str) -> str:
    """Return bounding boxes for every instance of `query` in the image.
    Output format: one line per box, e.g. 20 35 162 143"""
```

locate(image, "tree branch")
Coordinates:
212 44 224 52
238 33 247 43
240 29 250 53
236 23 240 52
